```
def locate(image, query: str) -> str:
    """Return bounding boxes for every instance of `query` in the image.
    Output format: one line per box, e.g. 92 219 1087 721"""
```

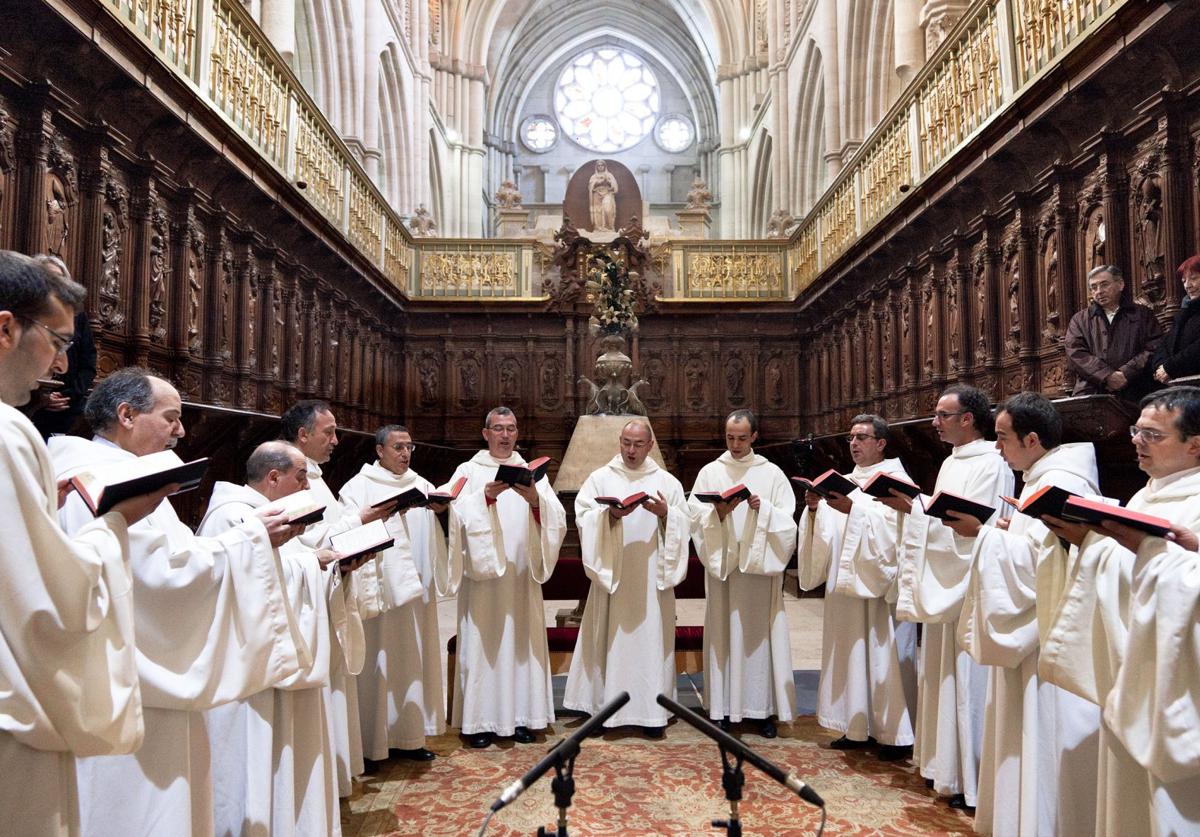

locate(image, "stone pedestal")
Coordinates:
496 207 530 237
675 207 712 239
552 414 665 492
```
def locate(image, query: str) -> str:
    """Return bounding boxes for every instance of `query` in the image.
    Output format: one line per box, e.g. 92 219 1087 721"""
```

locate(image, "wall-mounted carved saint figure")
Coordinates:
45 175 69 256
245 272 258 369
499 357 521 403
1003 233 1021 356
946 275 961 372
187 233 204 353
1133 172 1165 309
900 291 913 381
271 292 284 376
973 249 988 358
540 355 562 408
458 354 480 406
684 355 708 409
725 354 746 404
99 204 126 327
588 160 618 232
643 355 667 407
219 250 234 362
417 354 439 406
1083 209 1106 270
148 208 169 340
922 277 935 377
1042 231 1060 343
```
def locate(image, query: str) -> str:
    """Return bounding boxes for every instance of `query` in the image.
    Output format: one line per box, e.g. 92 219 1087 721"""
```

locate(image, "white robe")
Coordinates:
0 404 141 837
895 437 1013 804
565 456 692 728
301 458 368 798
689 452 796 723
50 435 302 837
197 482 341 837
339 462 447 755
441 451 566 735
795 457 917 745
1041 465 1200 837
957 443 1101 836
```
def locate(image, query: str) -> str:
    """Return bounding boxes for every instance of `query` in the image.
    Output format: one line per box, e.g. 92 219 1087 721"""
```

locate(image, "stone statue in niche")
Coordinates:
765 208 797 238
409 204 436 237
1134 173 1165 308
726 355 746 403
685 176 713 210
494 180 523 209
417 356 439 405
766 356 784 405
588 160 618 232
45 175 69 256
148 211 168 341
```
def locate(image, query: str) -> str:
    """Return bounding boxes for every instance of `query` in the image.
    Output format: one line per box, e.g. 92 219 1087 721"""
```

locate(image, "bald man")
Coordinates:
564 419 694 737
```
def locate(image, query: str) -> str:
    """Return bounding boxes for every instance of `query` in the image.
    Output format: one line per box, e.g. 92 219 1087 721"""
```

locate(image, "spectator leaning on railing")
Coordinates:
1152 255 1200 386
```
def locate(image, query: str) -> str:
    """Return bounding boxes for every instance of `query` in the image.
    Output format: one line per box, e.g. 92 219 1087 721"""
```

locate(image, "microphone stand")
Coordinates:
714 743 745 837
537 749 577 837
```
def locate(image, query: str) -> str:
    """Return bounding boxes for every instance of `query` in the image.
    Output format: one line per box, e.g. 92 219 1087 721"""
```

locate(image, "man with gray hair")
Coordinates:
339 425 449 763
440 406 567 749
197 440 341 836
50 368 304 837
565 417 693 737
1065 264 1161 399
689 409 796 739
0 250 168 836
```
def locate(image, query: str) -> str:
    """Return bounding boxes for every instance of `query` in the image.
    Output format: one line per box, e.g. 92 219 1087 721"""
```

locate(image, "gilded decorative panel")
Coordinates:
105 0 198 77
293 104 344 224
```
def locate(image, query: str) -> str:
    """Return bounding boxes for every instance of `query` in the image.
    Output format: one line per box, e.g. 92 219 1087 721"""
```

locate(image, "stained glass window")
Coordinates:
555 49 660 153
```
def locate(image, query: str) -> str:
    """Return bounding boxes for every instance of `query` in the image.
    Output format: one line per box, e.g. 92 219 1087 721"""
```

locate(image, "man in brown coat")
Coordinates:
1064 265 1162 399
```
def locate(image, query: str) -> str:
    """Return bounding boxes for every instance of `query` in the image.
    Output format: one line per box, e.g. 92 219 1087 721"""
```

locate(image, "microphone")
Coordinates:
490 691 630 812
656 693 824 808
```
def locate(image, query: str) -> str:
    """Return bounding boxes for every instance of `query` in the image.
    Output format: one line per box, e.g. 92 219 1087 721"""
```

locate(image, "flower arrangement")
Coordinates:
585 250 639 335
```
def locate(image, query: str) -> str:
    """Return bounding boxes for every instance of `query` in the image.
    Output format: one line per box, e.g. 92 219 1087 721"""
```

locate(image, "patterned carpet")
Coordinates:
342 715 975 836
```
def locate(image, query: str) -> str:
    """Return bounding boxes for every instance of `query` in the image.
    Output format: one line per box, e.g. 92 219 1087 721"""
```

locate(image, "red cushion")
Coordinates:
674 625 704 650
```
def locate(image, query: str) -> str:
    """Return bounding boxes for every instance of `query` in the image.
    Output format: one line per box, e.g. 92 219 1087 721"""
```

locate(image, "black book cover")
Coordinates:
75 457 209 517
860 471 923 500
923 491 996 525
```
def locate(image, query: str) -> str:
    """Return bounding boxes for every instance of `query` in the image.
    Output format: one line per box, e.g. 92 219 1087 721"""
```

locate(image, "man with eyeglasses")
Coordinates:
197 441 341 836
566 418 692 738
339 425 448 764
879 384 1013 812
0 250 172 836
943 392 1101 836
279 399 401 797
1065 264 1161 399
796 413 917 761
688 409 796 740
440 406 566 749
1039 386 1200 837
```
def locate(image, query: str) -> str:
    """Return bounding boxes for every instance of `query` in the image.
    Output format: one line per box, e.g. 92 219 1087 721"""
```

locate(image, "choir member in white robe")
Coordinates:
279 400 399 795
338 425 448 762
689 410 796 737
196 441 342 837
565 418 692 736
883 384 1013 809
441 406 567 748
51 369 304 837
0 253 171 837
795 413 917 759
947 393 1100 835
1041 387 1200 837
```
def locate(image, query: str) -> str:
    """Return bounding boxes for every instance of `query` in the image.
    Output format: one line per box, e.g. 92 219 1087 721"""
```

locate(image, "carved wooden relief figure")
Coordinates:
973 246 987 359
45 175 69 256
148 207 169 341
684 354 708 409
726 353 746 405
458 352 481 408
900 290 913 382
1042 228 1060 343
187 226 204 353
539 354 562 408
99 180 127 328
417 353 439 406
499 357 521 403
765 355 784 406
946 270 961 373
643 355 667 408
1133 170 1165 310
1003 229 1021 356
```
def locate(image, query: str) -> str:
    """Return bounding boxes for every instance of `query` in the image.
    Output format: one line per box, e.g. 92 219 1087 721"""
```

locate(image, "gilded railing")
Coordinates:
786 0 1128 302
96 0 414 293
411 242 530 298
670 243 789 300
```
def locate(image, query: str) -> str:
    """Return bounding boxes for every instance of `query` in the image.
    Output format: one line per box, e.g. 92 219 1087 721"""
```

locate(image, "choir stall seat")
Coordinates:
445 554 707 715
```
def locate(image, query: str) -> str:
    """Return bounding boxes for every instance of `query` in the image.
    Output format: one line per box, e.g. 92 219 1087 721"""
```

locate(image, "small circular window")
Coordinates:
521 115 558 153
554 48 660 153
655 115 695 153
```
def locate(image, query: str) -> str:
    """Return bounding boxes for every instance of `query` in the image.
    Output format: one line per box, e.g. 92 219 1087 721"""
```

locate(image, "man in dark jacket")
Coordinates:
1064 265 1161 399
29 256 96 438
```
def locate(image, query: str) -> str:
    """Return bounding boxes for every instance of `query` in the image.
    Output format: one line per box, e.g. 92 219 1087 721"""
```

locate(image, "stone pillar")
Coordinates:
496 208 529 237
675 207 712 239
894 0 926 87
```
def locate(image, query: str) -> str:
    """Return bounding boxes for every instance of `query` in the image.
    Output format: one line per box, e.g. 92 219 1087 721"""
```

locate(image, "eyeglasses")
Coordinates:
844 433 877 443
1129 425 1170 444
933 410 966 420
486 425 518 434
18 316 73 356
386 443 416 452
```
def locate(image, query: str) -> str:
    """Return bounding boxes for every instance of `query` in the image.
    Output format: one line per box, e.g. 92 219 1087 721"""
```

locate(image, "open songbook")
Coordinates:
792 469 858 498
371 486 431 512
859 471 923 500
265 488 326 526
1001 485 1078 520
693 484 752 504
330 519 394 568
427 476 467 504
923 490 996 525
594 491 651 511
70 449 209 516
495 456 551 486
1060 496 1172 537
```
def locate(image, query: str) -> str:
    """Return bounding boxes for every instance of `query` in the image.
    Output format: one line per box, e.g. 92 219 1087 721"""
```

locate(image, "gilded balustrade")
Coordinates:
105 0 198 77
857 113 911 228
790 223 819 295
348 171 384 259
1010 0 1117 86
413 243 524 298
676 245 788 300
383 222 413 290
293 105 344 225
818 179 857 265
